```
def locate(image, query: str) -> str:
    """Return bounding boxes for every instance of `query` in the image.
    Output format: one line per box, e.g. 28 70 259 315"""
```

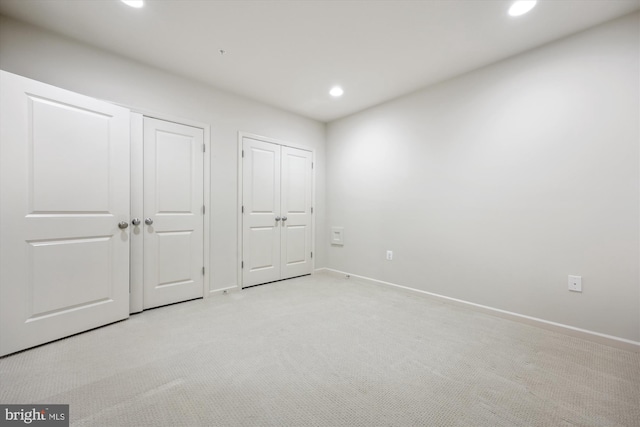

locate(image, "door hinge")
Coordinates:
242 150 244 158
241 261 244 269
203 144 206 153
312 162 314 169
203 205 205 214
311 252 313 259
242 205 244 214
202 267 205 275
311 207 313 214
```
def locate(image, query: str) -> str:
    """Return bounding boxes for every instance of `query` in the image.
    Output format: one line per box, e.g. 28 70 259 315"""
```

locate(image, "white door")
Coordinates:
0 71 130 356
281 146 313 280
242 137 313 288
143 118 204 309
242 138 282 287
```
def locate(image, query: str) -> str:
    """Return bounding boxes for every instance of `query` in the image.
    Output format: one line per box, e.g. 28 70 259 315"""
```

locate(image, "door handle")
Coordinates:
282 216 287 222
131 218 141 226
118 221 129 229
275 216 281 222
145 218 154 225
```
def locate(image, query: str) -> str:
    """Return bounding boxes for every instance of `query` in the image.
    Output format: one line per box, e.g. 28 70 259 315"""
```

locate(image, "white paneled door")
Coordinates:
242 137 313 287
0 71 131 356
142 118 204 309
281 146 313 280
242 138 282 286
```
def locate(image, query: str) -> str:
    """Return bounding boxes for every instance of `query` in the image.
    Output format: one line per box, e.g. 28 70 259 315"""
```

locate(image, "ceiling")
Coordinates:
0 0 638 122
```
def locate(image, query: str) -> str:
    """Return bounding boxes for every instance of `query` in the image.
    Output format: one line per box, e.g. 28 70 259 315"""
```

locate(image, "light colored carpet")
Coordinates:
1 273 638 426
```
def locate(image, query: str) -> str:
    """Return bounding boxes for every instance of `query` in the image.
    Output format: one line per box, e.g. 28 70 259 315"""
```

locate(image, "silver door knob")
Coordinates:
282 216 287 221
131 218 141 226
118 221 129 229
145 218 154 225
275 216 281 221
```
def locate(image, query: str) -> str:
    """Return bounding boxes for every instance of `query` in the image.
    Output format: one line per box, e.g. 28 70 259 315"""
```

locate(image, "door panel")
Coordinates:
0 71 130 356
283 226 307 264
156 231 194 286
242 138 281 287
28 237 112 317
281 146 313 279
143 118 204 309
251 149 279 212
30 97 111 212
155 131 194 213
249 228 277 269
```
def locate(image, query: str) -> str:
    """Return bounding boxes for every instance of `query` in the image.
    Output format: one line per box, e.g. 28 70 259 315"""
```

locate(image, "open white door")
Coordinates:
0 71 130 356
142 117 204 309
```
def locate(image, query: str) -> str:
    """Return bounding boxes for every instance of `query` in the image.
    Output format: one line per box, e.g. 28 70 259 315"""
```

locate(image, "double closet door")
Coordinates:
242 137 313 287
0 71 205 356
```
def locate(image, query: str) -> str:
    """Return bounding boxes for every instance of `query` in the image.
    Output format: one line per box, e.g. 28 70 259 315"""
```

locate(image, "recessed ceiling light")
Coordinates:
508 0 537 17
121 0 144 8
329 86 344 97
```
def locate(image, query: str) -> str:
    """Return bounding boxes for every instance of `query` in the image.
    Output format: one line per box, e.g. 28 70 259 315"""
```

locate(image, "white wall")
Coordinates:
326 13 640 342
0 15 326 292
2 12 638 344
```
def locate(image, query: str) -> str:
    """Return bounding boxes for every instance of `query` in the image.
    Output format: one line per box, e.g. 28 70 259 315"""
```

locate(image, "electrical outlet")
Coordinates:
568 275 582 292
386 250 393 260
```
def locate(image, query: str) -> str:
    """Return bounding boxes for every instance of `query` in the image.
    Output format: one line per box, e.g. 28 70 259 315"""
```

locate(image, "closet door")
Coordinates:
142 118 204 309
242 138 282 287
0 71 130 356
241 137 313 288
280 146 313 279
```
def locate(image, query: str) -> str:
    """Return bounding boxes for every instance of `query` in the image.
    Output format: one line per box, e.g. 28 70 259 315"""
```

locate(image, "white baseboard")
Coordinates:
314 268 640 353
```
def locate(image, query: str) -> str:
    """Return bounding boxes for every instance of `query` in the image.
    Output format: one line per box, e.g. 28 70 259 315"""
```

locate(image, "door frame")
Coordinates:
236 132 316 289
129 110 211 313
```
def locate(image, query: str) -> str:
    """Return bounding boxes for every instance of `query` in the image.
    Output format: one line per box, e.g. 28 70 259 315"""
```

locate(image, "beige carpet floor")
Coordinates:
1 273 639 426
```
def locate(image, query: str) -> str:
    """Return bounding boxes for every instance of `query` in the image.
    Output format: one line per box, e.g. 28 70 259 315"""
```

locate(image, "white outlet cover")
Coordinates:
568 275 582 292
